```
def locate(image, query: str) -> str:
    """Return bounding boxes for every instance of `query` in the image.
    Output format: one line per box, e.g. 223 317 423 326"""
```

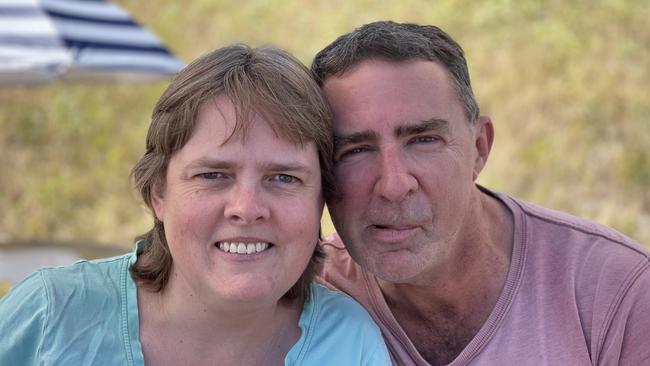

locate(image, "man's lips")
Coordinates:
371 223 418 230
365 224 420 242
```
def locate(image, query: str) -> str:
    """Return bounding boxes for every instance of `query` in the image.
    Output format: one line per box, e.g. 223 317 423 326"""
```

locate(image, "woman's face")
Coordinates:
152 96 322 306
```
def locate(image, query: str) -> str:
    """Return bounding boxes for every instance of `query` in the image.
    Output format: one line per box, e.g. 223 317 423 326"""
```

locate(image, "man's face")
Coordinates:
322 59 486 283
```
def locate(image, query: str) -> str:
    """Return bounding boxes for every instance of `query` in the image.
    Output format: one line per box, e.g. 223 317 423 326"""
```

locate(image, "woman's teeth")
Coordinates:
217 242 270 254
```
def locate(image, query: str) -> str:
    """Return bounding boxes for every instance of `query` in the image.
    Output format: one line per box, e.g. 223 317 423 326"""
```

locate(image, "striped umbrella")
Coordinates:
0 0 184 85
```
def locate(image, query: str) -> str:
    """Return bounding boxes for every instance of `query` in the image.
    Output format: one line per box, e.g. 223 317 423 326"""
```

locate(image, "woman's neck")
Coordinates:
137 281 303 366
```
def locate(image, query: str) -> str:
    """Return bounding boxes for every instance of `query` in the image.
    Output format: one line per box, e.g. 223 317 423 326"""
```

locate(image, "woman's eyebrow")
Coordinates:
260 162 314 175
184 158 313 175
185 158 234 171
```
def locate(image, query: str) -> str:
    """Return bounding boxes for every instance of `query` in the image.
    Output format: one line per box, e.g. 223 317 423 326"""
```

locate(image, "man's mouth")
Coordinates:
216 242 272 255
371 224 417 230
366 224 419 242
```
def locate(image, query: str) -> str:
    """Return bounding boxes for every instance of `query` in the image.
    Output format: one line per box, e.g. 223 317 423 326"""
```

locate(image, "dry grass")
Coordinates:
1 0 648 249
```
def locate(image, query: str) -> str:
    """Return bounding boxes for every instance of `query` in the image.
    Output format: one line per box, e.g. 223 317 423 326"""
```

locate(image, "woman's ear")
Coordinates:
151 180 166 222
473 115 494 181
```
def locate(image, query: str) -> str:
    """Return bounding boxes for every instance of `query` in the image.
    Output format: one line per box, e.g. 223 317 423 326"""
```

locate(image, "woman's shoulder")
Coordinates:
309 282 376 320
307 283 384 340
4 252 134 317
289 283 390 365
38 252 132 293
0 252 137 365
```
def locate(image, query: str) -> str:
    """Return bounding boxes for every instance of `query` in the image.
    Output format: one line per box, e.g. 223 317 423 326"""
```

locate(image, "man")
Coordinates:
312 21 650 366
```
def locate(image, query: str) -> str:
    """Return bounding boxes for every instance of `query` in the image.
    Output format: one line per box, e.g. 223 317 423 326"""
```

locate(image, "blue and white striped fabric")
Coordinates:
0 0 184 85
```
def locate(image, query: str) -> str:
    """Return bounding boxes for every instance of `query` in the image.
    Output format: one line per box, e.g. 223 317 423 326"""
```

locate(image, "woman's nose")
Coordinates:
223 183 270 224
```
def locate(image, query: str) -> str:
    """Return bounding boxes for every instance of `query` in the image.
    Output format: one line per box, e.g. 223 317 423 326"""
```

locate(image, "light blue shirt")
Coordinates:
0 249 390 365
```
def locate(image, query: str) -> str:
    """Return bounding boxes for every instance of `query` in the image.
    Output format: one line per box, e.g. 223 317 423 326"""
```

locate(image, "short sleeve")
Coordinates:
618 266 650 366
0 271 49 365
599 264 650 366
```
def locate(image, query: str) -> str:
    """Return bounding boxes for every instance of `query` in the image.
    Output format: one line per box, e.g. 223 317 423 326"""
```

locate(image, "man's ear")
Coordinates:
473 115 494 181
151 180 166 222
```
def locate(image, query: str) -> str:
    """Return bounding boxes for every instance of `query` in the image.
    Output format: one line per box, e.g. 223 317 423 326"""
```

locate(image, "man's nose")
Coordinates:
373 147 418 202
224 183 270 224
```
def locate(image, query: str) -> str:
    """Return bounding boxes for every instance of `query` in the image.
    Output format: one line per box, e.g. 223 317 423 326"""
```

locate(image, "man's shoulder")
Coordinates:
469 190 650 364
317 234 366 285
513 197 650 365
500 192 650 310
316 234 381 308
319 233 347 253
319 233 356 270
501 192 649 260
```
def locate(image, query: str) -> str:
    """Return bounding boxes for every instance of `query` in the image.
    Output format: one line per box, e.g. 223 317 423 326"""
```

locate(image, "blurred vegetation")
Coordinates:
0 0 648 256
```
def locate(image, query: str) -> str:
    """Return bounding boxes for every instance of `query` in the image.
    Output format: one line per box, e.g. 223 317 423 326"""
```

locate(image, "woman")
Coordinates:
0 45 390 365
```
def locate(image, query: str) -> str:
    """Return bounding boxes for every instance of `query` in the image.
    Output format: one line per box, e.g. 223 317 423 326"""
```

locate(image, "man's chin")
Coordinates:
359 250 427 283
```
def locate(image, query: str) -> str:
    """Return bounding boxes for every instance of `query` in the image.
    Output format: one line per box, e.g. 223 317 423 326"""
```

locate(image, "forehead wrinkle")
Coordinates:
395 118 450 138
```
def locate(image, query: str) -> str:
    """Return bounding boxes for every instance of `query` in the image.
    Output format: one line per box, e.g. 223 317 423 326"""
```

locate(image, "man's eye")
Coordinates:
271 174 300 184
410 136 439 144
337 146 370 161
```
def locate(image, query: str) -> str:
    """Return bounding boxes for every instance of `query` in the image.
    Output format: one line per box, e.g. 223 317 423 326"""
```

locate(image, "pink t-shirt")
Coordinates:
317 190 650 366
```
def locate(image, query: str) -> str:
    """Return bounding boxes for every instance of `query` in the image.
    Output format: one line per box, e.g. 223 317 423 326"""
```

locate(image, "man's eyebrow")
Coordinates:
395 118 449 137
333 130 378 149
333 118 449 149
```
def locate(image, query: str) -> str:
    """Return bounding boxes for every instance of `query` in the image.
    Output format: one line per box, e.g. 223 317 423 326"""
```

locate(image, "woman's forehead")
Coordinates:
195 96 308 146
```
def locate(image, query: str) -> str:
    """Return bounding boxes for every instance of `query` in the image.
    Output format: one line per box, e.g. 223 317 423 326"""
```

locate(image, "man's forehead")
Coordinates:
324 57 447 84
323 59 458 110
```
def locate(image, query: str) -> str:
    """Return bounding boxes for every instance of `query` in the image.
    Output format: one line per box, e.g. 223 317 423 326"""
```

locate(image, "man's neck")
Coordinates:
378 189 514 365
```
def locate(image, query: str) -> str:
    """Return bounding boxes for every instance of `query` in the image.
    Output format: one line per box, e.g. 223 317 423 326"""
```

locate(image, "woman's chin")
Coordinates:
212 279 287 305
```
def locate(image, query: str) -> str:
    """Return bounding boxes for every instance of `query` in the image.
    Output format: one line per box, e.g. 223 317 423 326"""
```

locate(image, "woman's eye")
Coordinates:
198 172 226 180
